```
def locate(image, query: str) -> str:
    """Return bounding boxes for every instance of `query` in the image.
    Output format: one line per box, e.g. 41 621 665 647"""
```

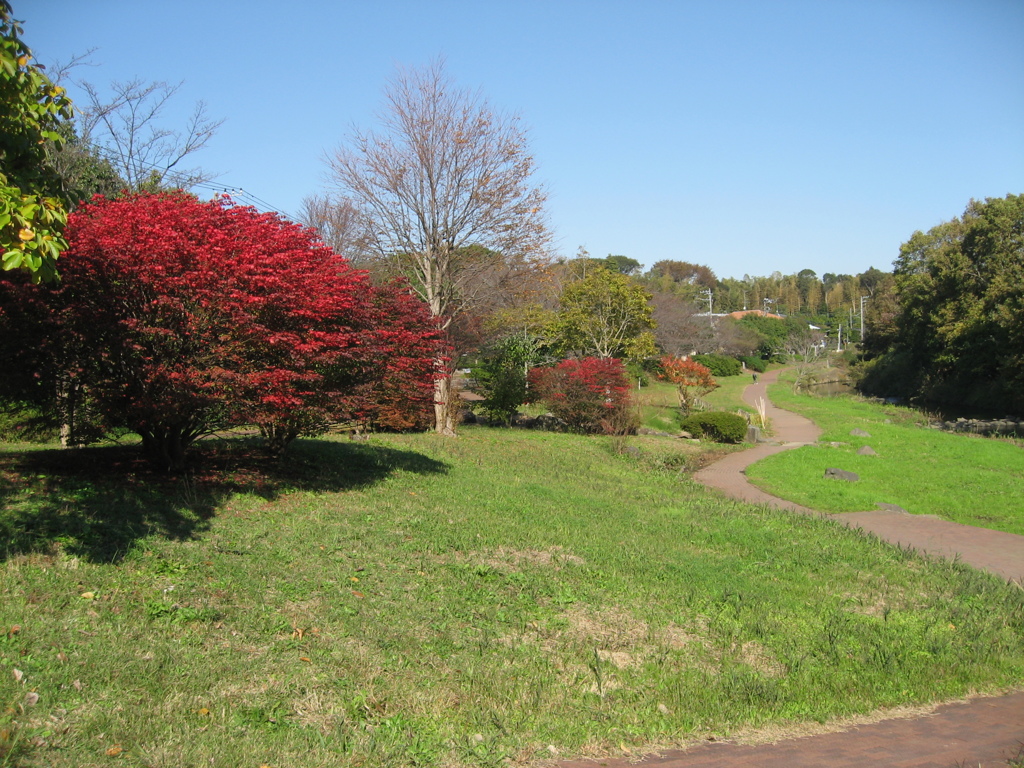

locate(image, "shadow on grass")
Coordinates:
0 437 448 564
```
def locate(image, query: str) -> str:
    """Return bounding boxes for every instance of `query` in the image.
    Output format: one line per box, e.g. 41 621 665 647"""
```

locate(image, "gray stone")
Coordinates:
678 430 693 439
746 425 762 443
850 428 872 438
876 502 908 514
824 467 859 482
856 445 878 456
534 413 568 432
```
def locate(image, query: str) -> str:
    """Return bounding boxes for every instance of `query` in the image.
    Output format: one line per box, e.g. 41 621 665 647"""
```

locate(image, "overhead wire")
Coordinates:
86 144 298 221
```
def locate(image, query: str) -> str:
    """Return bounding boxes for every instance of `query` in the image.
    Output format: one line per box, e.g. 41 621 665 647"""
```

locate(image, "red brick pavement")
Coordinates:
558 692 1024 768
559 368 1024 768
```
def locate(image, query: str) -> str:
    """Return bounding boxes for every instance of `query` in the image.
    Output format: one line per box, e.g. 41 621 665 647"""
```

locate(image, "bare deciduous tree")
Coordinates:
326 60 550 435
298 193 371 264
79 78 222 192
651 292 715 356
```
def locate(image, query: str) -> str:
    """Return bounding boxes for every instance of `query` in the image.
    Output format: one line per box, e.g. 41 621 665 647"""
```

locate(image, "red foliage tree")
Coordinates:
658 356 718 415
1 192 440 469
527 357 633 434
346 280 444 433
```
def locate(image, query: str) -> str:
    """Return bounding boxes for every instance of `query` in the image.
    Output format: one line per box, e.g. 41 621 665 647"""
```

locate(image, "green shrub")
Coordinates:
739 355 767 373
680 411 748 443
472 333 543 426
693 354 742 377
0 400 58 443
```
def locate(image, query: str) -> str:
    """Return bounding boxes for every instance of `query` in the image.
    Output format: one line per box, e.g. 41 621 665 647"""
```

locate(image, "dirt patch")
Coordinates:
464 546 585 573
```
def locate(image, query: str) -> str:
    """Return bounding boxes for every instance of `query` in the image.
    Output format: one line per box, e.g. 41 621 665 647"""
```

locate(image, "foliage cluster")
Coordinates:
692 353 742 377
657 356 717 416
1 3 74 282
734 313 812 361
527 356 634 433
739 355 768 373
858 194 1024 414
0 398 55 442
0 192 440 469
471 331 543 425
679 410 749 443
549 266 655 360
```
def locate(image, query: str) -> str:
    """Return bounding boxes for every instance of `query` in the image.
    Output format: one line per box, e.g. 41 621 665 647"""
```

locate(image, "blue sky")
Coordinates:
19 0 1024 280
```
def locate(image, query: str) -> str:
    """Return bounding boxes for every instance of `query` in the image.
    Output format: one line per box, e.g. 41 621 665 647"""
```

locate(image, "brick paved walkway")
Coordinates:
560 369 1024 768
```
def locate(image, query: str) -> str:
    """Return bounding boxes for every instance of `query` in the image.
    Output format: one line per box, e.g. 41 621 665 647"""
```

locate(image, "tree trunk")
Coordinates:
57 375 79 448
141 426 190 473
433 372 457 436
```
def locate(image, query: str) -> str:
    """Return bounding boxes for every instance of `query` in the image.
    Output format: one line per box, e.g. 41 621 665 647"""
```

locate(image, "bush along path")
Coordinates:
602 367 1024 768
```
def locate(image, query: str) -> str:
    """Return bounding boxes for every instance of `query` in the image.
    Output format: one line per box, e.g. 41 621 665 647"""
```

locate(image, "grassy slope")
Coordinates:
637 371 755 434
1 431 1022 767
745 376 1024 535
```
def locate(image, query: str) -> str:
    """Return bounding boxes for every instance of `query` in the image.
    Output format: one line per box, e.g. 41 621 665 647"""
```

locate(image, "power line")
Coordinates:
86 144 297 220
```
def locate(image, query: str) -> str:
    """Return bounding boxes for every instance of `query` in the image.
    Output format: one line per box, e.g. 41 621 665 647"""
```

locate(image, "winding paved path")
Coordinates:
696 368 1024 583
559 368 1024 768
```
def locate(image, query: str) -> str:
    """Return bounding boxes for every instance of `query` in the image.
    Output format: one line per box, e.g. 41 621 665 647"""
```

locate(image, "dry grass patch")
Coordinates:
464 546 585 573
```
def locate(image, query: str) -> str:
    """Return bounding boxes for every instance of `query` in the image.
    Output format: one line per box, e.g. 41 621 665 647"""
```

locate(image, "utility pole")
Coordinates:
701 288 713 324
859 295 869 341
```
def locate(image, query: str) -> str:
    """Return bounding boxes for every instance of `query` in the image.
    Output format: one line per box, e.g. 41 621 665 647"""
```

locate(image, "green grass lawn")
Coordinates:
2 430 1023 767
745 376 1024 535
637 370 757 434
701 371 757 415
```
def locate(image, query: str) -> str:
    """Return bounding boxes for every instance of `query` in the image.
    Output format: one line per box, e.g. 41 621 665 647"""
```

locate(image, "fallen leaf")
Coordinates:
80 592 95 600
105 744 123 756
7 625 20 637
72 679 83 691
57 652 68 663
299 657 311 663
12 669 23 683
197 707 210 716
350 576 359 583
351 591 364 598
23 692 39 707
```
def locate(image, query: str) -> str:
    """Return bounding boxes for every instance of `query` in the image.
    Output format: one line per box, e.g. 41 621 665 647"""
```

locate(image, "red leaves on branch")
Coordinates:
7 192 440 469
527 357 632 434
658 356 717 415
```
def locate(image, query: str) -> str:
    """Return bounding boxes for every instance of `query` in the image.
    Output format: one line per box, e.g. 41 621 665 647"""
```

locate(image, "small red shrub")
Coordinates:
527 357 632 433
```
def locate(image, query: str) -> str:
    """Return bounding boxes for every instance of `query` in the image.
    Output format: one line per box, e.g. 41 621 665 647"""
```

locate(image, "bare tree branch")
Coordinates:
77 78 222 192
